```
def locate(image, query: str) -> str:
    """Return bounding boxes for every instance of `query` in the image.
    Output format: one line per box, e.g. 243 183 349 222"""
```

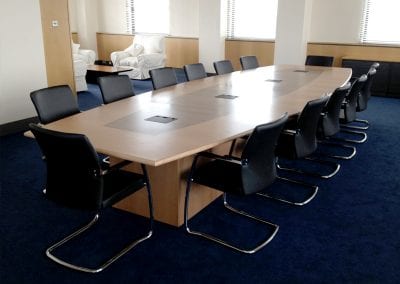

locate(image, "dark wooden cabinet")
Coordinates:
342 58 400 98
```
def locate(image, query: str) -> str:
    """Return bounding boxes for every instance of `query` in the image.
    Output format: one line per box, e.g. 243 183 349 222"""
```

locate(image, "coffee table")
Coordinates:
86 64 134 83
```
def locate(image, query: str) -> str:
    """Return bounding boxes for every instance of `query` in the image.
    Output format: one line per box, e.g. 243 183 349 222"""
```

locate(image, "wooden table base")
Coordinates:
113 142 233 227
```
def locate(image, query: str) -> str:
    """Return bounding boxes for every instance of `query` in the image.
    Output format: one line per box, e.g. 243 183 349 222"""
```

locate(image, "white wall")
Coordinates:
170 0 199 37
97 0 126 34
69 0 99 51
309 0 365 43
0 0 47 125
274 0 313 65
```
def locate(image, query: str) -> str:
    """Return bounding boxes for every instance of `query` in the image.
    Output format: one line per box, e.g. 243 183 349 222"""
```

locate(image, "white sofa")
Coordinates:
110 34 166 80
73 59 87 92
71 41 96 92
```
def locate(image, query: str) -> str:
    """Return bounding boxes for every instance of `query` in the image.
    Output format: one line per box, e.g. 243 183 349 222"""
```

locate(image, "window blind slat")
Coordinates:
126 0 169 34
360 0 400 45
226 0 278 40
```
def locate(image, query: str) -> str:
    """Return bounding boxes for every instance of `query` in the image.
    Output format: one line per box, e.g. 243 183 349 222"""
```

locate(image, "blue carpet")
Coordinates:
1 89 400 282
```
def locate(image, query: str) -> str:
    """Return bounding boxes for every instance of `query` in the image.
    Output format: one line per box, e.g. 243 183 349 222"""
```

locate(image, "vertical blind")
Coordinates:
126 0 169 34
226 0 278 40
360 0 400 44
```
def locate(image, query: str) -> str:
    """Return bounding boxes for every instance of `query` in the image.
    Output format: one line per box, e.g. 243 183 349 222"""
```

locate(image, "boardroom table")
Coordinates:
37 64 352 226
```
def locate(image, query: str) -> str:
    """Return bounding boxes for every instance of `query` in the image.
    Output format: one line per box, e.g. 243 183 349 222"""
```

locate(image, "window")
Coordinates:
360 0 400 45
126 0 169 34
227 0 278 40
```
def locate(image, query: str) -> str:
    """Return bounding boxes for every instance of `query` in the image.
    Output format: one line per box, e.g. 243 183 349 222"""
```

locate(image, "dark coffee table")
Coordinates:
86 65 133 84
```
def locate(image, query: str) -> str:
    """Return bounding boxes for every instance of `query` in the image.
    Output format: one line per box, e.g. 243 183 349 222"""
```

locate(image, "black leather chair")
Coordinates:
98 75 135 104
317 82 356 160
240 56 259 70
213 60 234 75
184 115 289 254
183 63 207 81
346 65 378 130
149 67 178 90
305 55 334 67
29 123 153 273
275 96 341 179
338 74 368 143
30 85 80 124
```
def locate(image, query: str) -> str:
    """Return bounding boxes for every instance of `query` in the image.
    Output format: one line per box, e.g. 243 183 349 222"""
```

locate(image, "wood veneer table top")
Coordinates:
43 64 351 166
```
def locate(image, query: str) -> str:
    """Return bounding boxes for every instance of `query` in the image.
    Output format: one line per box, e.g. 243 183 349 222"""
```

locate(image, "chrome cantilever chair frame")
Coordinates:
184 153 279 254
184 115 291 253
275 96 341 180
256 175 319 206
341 65 378 131
30 123 154 273
45 163 154 274
337 75 368 144
317 82 356 160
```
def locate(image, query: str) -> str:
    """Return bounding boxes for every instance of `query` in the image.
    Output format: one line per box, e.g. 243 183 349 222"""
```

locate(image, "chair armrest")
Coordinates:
282 129 297 135
137 53 165 67
77 49 96 64
196 151 243 165
101 160 132 175
110 51 131 66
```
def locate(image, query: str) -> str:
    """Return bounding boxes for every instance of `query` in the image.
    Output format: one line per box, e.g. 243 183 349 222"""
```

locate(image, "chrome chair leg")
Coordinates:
340 118 369 130
184 177 279 254
228 139 237 157
277 157 341 179
318 140 357 160
334 128 367 144
46 170 154 273
257 176 319 206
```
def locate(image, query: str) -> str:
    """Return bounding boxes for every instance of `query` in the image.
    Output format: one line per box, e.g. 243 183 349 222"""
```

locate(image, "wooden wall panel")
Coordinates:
165 37 199 68
96 33 199 68
71 32 79 43
225 40 275 70
96 33 133 61
40 0 75 92
307 43 400 67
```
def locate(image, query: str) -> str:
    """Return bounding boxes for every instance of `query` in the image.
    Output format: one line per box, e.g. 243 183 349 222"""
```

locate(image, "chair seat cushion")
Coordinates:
120 57 139 67
101 170 146 208
192 159 245 195
73 58 87 76
124 43 144 57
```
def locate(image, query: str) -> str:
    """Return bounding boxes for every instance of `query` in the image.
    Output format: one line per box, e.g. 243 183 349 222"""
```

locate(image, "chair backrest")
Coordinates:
369 62 380 71
305 55 334 67
183 63 207 81
30 85 80 124
132 34 165 55
319 82 351 137
149 67 178 90
343 74 367 122
358 68 377 111
213 60 234 75
29 123 103 210
240 113 288 195
240 56 259 70
98 75 135 104
295 96 330 158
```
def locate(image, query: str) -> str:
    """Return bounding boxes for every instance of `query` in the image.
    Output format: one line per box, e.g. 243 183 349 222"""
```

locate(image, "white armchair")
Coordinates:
71 41 96 65
111 34 166 80
71 41 96 92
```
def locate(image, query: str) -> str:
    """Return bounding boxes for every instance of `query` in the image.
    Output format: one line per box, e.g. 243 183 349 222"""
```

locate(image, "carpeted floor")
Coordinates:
1 72 399 283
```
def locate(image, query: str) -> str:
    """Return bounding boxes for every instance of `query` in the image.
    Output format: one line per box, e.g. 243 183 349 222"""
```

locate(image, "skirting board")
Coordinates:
0 117 39 136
